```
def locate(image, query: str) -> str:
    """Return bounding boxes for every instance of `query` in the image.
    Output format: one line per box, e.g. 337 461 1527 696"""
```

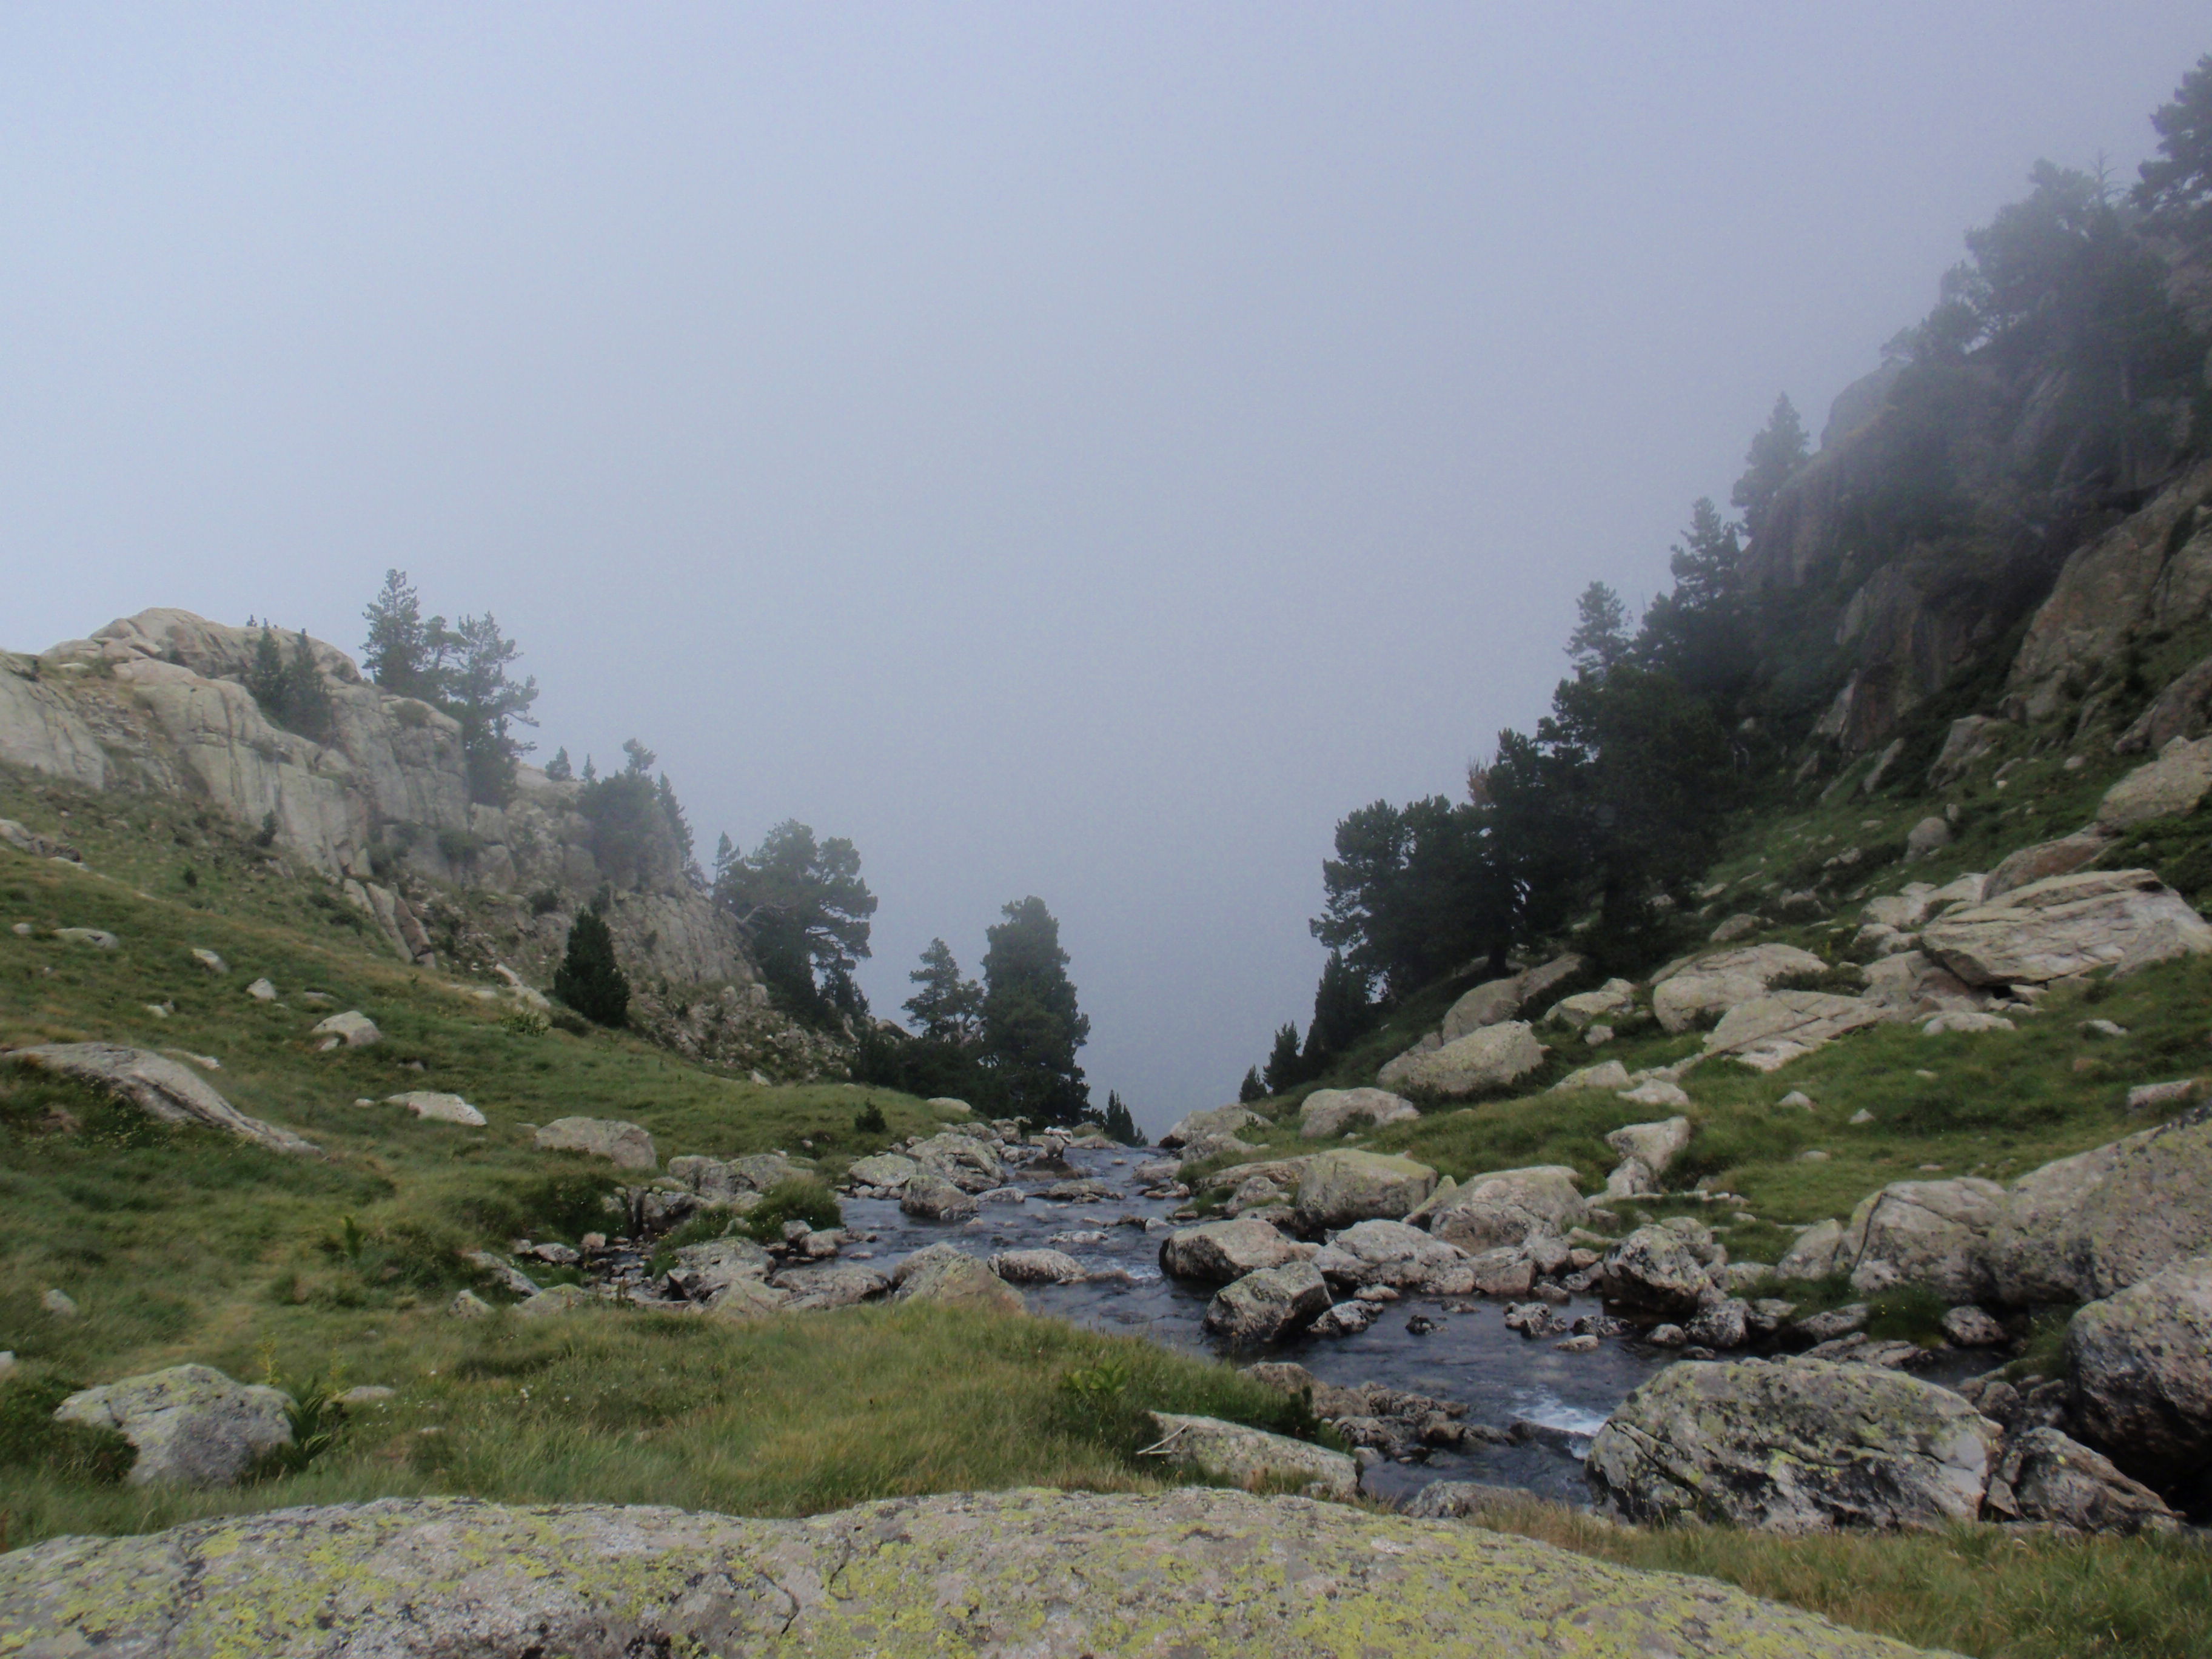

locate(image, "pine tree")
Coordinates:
1101 1090 1142 1146
980 896 1090 1124
280 630 334 743
545 747 572 782
1238 1067 1266 1104
1731 394 1809 543
1564 582 1629 677
246 626 287 716
1262 1022 1305 1095
1301 951 1372 1073
580 754 597 784
655 774 693 866
553 905 629 1027
443 612 538 805
361 569 435 697
904 937 984 1043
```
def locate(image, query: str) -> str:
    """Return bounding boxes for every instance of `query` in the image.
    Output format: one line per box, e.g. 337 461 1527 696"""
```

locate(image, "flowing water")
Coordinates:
840 1142 1678 1506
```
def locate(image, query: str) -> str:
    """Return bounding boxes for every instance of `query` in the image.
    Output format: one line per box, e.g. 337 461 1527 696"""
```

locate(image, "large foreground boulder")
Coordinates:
2065 1255 2212 1488
1159 1218 1309 1282
0 1488 1936 1656
1990 1107 2212 1305
5 1044 317 1156
1586 1359 2000 1532
52 1364 293 1487
1201 1260 1332 1345
1384 1021 1546 1099
1293 1148 1436 1229
1919 868 2212 987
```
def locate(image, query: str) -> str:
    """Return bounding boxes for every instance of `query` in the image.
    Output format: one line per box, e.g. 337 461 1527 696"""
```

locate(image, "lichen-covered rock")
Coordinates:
988 1248 1087 1284
1293 1149 1437 1229
1920 868 2212 986
1602 1116 1690 1198
1389 1021 1546 1099
534 1116 657 1170
1297 1087 1418 1139
1141 1413 1357 1500
665 1237 775 1301
2065 1255 2212 1487
1159 1218 1309 1282
0 1487 1940 1655
51 1364 292 1487
1309 1219 1474 1295
1600 1225 1717 1316
1202 1260 1332 1344
892 1243 1025 1314
1989 1108 2212 1305
1587 1359 2000 1532
769 1262 893 1312
910 1131 1004 1193
5 1043 317 1156
1983 1427 2180 1534
1841 1178 2007 1302
846 1151 919 1188
1423 1165 1586 1252
1651 944 1828 1034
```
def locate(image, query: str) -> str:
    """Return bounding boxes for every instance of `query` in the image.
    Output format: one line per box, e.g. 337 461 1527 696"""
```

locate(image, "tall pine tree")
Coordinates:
980 896 1090 1125
553 905 629 1027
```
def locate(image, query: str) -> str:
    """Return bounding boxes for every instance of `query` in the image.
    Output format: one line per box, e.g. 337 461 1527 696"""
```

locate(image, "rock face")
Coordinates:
0 1489 1937 1657
1385 1021 1545 1099
1293 1149 1436 1229
1990 1108 2212 1305
1296 1087 1418 1139
1159 1218 1309 1282
1423 1166 1586 1252
5 1043 317 1155
2 611 758 991
1651 945 1828 1034
52 1364 293 1487
1842 1178 2008 1302
1201 1260 1332 1345
534 1117 657 1170
1586 1359 2000 1532
1920 869 2212 987
2065 1255 2212 1486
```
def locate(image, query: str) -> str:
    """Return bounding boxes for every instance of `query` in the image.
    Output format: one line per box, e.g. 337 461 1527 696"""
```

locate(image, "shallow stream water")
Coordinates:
840 1143 1677 1506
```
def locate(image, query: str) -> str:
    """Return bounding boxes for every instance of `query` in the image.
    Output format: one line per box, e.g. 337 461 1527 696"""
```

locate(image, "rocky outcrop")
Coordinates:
52 1364 292 1487
1293 1149 1437 1230
1983 1427 2180 1534
1296 1087 1417 1139
1586 1359 2000 1532
2065 1255 2212 1486
1382 1021 1544 1098
1989 1107 2212 1305
6 1043 317 1156
2 610 758 992
0 1490 1941 1655
1651 945 1828 1034
1919 869 2212 986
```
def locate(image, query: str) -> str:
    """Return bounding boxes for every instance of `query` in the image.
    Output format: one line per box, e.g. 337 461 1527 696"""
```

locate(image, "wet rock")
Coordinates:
988 1248 1087 1285
899 1173 979 1223
1684 1298 1751 1350
1293 1148 1436 1229
1587 1358 2001 1532
1308 1219 1473 1294
1159 1218 1309 1282
534 1116 657 1170
53 1364 293 1487
1600 1225 1716 1316
845 1152 918 1188
1201 1261 1332 1346
1985 1427 2180 1534
1310 1300 1376 1336
2065 1255 2212 1487
911 1131 1005 1193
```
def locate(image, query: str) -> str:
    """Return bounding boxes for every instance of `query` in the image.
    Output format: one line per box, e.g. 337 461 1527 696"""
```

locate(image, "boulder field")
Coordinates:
0 1489 1939 1657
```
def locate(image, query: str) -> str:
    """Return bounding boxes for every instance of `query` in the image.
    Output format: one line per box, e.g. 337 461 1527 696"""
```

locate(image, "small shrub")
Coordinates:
547 1005 592 1037
853 1100 888 1136
529 888 563 916
436 827 483 867
250 1354 346 1480
503 1005 551 1037
254 810 280 848
739 1178 842 1242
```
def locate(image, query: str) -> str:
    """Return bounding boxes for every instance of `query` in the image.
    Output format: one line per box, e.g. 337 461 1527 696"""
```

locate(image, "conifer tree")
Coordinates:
979 896 1090 1124
1262 1022 1305 1095
553 905 629 1027
280 630 334 742
1731 394 1809 542
545 747 572 782
1565 582 1629 677
904 937 984 1043
361 569 438 697
247 626 287 715
1102 1090 1141 1146
1238 1067 1266 1104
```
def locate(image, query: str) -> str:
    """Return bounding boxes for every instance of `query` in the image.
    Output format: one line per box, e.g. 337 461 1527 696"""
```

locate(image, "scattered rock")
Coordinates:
846 1151 918 1188
1983 831 2116 899
1941 1306 2008 1348
1159 1218 1309 1282
41 1288 79 1318
1651 943 1829 1034
1905 816 1952 859
1602 1116 1691 1200
771 1262 893 1312
2097 736 2212 831
246 977 276 1000
899 1173 979 1223
1546 977 1637 1029
309 1010 381 1047
1309 1219 1474 1295
1387 1020 1546 1099
1600 1225 1717 1316
1202 1261 1332 1345
2065 1255 2212 1487
1842 1178 2008 1302
1550 1059 1632 1093
1704 992 1885 1071
1438 953 1584 1042
1991 1108 2212 1304
1293 1148 1436 1230
383 1090 486 1127
1985 1426 2180 1534
1921 1011 2016 1034
2125 1078 2205 1113
53 1364 293 1487
52 927 118 950
988 1248 1087 1285
6 1043 318 1155
534 1116 657 1170
1423 1165 1587 1252
1156 1104 1264 1149
190 948 227 974
1708 913 1762 943
1779 1091 1815 1110
893 1242 1025 1314
1297 1087 1418 1139
448 1289 494 1318
1587 1358 2000 1532
1616 1078 1691 1108
514 1284 596 1318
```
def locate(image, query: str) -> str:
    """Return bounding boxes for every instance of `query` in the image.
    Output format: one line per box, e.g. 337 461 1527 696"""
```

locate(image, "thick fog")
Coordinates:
5 6 2204 1130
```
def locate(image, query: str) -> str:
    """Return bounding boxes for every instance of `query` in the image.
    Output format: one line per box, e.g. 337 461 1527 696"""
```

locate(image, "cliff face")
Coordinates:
0 608 755 994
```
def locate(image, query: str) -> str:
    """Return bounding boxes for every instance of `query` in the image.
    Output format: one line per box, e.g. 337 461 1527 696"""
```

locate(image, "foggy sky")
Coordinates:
6 6 2205 1131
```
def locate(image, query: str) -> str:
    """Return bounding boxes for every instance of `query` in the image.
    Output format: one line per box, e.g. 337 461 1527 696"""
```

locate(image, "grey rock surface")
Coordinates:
5 1043 317 1156
52 1364 292 1487
534 1116 658 1170
1202 1259 1332 1344
1920 868 2212 986
1990 1107 2212 1304
2065 1254 2212 1487
1159 1218 1309 1282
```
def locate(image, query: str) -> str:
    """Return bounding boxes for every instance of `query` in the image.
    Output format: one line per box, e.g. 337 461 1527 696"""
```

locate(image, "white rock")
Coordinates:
1650 944 1829 1034
1921 869 2212 987
190 948 227 974
310 1010 381 1047
384 1090 488 1127
246 978 277 1000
